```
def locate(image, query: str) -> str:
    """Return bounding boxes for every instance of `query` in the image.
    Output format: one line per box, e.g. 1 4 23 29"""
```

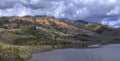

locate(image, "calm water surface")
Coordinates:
28 44 120 61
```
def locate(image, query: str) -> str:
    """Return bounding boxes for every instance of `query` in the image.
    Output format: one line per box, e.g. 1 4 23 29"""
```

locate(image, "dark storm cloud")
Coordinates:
0 0 120 27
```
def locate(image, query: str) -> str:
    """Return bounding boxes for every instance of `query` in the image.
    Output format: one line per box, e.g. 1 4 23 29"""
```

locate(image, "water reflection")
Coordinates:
28 44 120 61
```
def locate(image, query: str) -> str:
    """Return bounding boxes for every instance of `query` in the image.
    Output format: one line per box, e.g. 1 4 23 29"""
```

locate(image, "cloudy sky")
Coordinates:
0 0 120 27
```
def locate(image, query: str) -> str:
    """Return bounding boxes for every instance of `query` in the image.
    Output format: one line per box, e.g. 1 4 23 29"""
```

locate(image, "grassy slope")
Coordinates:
0 16 120 61
0 41 53 61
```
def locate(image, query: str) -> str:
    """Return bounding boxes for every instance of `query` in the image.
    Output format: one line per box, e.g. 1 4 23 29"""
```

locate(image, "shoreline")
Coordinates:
24 44 101 61
24 43 119 61
24 47 84 61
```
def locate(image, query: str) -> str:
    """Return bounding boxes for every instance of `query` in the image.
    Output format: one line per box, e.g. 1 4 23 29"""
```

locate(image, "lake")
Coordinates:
28 44 120 61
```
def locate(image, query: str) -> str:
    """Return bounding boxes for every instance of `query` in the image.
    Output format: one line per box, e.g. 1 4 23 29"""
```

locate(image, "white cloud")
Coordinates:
75 8 90 19
101 18 120 28
107 6 120 15
0 0 120 25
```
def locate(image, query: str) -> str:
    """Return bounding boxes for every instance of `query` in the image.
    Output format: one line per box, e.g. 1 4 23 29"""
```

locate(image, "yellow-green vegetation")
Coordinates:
0 42 29 58
0 27 84 61
0 42 53 61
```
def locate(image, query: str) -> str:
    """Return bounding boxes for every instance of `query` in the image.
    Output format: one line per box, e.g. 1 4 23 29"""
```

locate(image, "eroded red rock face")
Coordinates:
0 16 78 31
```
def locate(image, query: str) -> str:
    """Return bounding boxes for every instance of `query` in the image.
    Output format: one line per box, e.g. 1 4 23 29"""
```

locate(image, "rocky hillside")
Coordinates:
0 15 120 61
0 15 119 45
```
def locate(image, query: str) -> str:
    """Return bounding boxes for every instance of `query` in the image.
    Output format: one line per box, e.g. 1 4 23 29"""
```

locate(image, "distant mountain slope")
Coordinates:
0 15 120 61
0 15 119 45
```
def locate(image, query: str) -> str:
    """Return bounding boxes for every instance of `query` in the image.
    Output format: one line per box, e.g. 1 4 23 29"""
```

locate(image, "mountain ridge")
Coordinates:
0 15 119 44
0 15 120 61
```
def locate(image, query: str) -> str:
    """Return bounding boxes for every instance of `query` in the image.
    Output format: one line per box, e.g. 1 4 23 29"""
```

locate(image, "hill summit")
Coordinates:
0 15 120 45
